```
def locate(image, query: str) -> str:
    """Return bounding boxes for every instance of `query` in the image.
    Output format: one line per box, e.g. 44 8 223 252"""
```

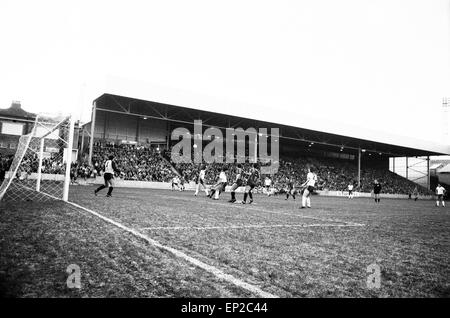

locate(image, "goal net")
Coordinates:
0 115 75 202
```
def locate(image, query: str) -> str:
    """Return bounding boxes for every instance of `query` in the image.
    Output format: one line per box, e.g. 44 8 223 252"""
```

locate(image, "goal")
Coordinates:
0 115 75 202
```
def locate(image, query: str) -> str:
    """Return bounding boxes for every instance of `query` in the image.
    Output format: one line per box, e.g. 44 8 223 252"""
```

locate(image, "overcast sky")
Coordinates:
0 0 449 145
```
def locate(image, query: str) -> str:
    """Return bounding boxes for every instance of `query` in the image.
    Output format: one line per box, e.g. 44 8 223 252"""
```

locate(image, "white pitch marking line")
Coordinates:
65 200 278 298
140 223 365 231
14 188 278 298
153 193 366 227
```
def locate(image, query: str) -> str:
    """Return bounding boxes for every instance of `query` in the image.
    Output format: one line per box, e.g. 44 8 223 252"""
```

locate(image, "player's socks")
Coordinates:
306 197 311 208
286 193 289 200
243 192 248 202
95 185 106 194
302 196 307 207
249 192 253 201
107 187 113 196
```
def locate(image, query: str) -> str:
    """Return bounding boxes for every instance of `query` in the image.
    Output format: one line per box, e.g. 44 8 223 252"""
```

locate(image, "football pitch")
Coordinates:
0 186 448 298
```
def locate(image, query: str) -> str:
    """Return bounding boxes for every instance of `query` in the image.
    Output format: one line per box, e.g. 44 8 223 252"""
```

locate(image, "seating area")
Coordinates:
0 144 433 195
91 143 175 182
172 154 431 195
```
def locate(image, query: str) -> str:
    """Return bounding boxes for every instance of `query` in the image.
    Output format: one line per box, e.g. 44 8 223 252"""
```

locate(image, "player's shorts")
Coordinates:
307 186 315 193
438 194 443 200
374 190 380 195
349 190 353 194
220 182 227 191
104 173 113 181
197 178 204 186
235 179 243 187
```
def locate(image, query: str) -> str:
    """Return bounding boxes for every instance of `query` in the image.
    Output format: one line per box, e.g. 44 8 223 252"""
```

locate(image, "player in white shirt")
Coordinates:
300 166 318 208
348 183 354 199
94 155 120 197
412 186 419 201
194 164 208 196
435 184 446 207
171 176 181 191
208 167 228 200
264 176 272 196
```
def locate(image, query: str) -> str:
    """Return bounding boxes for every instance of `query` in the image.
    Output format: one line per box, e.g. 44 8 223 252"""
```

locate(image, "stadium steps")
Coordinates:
158 151 182 177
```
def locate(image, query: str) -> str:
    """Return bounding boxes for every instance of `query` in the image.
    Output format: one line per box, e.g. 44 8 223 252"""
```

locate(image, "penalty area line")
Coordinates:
140 223 365 231
154 193 366 227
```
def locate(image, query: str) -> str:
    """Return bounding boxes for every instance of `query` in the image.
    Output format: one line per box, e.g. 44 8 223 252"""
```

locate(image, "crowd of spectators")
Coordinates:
171 153 432 195
1 152 67 178
91 143 174 182
0 154 13 182
0 143 436 196
272 156 432 195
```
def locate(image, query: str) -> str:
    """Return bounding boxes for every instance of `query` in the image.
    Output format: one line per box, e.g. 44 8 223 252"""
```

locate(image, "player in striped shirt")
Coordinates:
229 164 244 203
242 163 260 204
285 177 296 200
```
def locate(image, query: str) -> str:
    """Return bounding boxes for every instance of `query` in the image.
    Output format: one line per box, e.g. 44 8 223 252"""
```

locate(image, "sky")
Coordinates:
0 0 449 147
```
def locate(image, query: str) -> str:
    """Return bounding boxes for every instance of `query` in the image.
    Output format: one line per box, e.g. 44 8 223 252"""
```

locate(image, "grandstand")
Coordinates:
77 93 449 196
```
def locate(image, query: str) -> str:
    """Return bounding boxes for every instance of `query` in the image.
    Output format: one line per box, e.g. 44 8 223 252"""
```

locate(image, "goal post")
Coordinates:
63 116 75 201
0 115 76 203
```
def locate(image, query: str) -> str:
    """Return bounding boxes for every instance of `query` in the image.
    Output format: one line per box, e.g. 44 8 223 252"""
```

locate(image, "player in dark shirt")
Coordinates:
285 177 296 200
242 163 260 204
229 164 243 203
373 179 382 203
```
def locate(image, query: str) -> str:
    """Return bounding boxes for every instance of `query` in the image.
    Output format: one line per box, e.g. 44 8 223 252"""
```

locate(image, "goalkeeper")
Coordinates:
94 155 120 197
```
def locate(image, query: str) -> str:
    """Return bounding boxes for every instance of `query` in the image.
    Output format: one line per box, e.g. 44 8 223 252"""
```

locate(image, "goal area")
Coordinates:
0 115 75 202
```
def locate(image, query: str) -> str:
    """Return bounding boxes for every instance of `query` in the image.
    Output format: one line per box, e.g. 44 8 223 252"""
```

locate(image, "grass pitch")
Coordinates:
0 186 449 297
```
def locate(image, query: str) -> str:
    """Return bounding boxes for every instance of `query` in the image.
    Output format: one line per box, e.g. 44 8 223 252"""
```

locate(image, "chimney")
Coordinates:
11 101 21 109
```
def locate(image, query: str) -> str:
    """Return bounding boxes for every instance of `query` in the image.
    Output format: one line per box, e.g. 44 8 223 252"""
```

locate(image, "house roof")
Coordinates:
0 102 36 120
